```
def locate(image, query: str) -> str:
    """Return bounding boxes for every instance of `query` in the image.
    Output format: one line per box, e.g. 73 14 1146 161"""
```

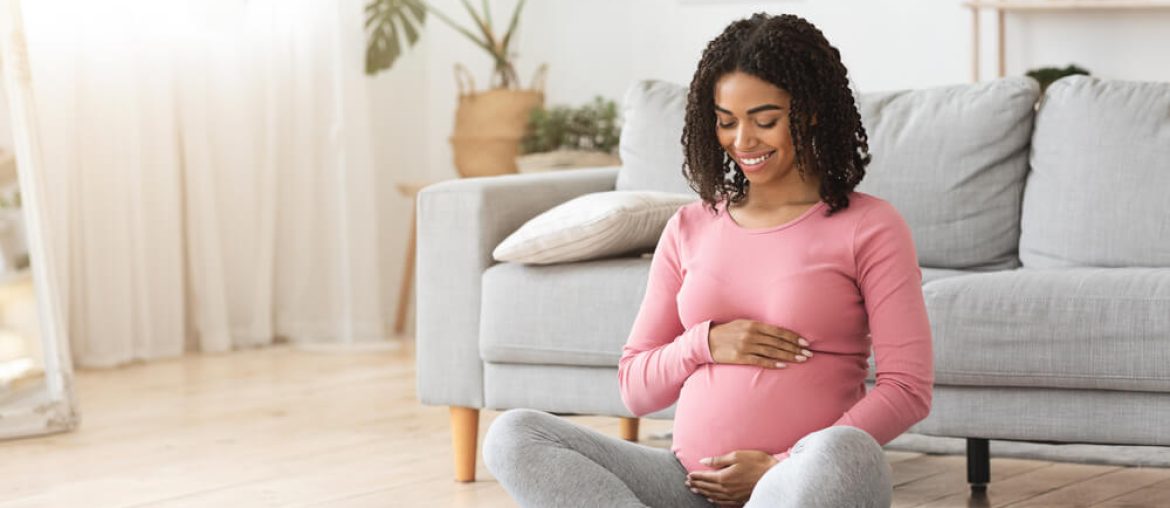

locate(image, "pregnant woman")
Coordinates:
483 13 933 508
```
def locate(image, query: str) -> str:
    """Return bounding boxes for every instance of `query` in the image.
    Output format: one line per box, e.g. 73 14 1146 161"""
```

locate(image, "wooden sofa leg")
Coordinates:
620 417 639 442
967 437 990 492
451 406 479 483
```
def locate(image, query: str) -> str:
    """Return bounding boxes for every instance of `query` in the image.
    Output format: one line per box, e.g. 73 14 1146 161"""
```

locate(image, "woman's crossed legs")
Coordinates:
484 409 891 507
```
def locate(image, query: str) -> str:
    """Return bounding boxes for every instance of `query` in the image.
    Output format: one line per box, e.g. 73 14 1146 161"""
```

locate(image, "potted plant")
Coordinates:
1026 64 1090 94
516 96 622 172
364 0 546 177
0 151 26 274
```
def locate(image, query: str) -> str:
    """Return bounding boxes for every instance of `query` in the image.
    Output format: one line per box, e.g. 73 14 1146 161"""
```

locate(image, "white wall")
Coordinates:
0 2 1165 337
1005 10 1170 81
367 28 429 336
0 80 11 152
418 0 1170 181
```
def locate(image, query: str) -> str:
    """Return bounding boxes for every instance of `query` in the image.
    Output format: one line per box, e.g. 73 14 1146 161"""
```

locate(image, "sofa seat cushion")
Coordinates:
862 268 979 380
921 268 979 285
484 362 676 419
480 257 650 367
925 268 1170 392
484 258 971 371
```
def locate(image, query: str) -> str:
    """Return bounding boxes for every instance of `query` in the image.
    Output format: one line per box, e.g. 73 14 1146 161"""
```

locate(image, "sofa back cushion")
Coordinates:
615 77 1038 270
856 77 1038 271
1020 76 1170 268
615 80 696 195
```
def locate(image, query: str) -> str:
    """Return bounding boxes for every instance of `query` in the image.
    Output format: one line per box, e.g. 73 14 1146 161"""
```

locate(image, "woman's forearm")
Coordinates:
618 319 714 417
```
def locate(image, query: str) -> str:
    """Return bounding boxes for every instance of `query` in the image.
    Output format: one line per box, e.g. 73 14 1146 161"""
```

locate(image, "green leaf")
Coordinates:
1025 64 1090 93
520 96 623 153
481 0 492 33
459 0 495 46
395 5 420 46
405 0 425 23
422 4 495 55
500 0 527 53
365 0 520 80
364 0 426 75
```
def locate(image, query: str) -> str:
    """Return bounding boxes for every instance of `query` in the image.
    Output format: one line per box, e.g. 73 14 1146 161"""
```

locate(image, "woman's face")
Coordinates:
713 71 800 188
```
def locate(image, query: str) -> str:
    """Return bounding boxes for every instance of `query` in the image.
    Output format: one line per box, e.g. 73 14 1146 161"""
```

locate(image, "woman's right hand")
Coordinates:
707 319 813 368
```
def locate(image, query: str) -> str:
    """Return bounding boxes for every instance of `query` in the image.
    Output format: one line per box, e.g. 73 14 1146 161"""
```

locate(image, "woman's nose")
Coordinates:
733 123 757 150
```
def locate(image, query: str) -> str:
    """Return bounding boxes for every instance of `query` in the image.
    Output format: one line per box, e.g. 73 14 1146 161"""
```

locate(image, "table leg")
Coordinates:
997 8 1006 78
394 197 416 336
971 5 981 82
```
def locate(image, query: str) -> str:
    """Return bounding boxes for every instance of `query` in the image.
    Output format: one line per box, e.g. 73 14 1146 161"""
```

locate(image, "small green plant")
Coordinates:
522 96 621 154
0 189 20 209
1026 64 1090 93
364 0 528 89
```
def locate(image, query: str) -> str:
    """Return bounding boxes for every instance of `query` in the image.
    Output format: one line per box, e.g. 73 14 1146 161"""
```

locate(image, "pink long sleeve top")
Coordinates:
617 192 933 473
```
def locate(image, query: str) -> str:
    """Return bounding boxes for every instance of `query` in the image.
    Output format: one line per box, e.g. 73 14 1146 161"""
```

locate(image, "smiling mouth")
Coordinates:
738 151 775 168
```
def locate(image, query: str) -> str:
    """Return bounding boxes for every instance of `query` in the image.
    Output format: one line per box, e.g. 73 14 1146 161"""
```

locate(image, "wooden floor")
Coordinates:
3 339 1170 507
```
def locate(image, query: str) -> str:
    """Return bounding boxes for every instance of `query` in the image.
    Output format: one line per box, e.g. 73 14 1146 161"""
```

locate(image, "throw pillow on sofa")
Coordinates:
493 191 697 265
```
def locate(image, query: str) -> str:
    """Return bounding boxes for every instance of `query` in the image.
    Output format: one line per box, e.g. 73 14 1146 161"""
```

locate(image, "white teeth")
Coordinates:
741 152 774 165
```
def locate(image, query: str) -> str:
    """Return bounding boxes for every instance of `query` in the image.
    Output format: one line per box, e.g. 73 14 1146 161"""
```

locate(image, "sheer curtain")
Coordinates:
20 0 392 367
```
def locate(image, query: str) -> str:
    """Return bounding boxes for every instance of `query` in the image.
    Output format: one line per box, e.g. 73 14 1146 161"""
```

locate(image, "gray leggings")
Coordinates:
483 409 892 507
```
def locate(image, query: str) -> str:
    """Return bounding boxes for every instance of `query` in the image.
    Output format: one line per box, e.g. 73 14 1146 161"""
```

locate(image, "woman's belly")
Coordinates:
671 353 867 473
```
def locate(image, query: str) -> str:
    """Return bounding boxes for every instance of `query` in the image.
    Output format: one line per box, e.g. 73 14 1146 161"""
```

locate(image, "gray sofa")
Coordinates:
416 75 1170 488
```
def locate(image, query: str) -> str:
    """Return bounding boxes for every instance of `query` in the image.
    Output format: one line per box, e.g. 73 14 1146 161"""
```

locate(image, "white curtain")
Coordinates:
20 0 392 367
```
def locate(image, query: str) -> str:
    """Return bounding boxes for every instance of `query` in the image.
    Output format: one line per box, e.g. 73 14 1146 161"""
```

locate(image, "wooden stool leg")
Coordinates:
620 416 639 442
451 406 479 482
393 199 417 336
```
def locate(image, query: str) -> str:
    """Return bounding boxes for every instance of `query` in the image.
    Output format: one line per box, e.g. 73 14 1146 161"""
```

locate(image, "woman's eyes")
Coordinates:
716 120 778 129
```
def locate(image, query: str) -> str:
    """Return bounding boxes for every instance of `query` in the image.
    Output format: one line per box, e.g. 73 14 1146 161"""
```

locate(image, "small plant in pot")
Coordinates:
0 152 25 273
0 194 27 274
516 96 622 173
363 0 547 177
1026 64 1090 94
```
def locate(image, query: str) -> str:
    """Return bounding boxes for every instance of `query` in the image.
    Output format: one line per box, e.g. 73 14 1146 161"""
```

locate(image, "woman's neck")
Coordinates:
742 178 821 209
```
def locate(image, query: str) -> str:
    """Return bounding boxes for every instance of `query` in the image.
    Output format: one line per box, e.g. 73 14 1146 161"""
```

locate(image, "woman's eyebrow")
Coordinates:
714 104 784 115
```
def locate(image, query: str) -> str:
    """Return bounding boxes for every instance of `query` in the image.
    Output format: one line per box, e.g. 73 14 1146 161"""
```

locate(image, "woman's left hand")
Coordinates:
685 450 778 506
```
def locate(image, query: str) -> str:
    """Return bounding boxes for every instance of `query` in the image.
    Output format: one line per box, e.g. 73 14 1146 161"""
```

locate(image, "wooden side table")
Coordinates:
963 0 1170 82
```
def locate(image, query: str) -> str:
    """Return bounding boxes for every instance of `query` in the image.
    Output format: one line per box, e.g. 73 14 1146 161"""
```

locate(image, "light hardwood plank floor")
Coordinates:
2 339 1168 507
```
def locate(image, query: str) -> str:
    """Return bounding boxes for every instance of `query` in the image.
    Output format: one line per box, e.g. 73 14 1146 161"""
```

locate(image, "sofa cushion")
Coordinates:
480 257 650 367
863 268 979 380
484 362 676 419
483 257 967 370
925 268 1170 392
492 191 696 265
615 80 695 196
921 268 978 285
1020 76 1170 269
614 78 1037 271
912 386 1170 447
856 77 1038 271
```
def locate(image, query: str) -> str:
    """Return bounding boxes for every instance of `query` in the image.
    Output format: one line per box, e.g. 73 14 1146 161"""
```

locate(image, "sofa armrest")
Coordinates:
415 166 620 408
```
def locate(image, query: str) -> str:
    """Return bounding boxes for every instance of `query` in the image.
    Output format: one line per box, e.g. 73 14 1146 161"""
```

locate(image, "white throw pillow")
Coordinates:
493 190 697 265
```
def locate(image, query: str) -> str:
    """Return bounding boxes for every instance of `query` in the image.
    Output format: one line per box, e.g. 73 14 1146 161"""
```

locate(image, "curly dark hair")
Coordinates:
681 13 870 215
